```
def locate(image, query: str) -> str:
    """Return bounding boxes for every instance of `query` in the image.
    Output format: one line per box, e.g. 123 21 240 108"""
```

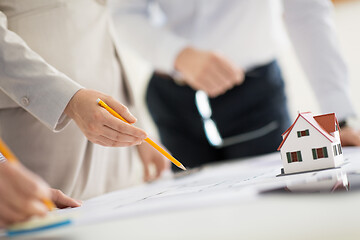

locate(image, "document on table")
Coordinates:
57 147 360 226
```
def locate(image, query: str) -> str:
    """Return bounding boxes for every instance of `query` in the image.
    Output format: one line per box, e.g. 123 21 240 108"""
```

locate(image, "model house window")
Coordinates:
337 144 342 155
312 147 328 160
286 151 303 163
297 129 310 138
333 145 338 156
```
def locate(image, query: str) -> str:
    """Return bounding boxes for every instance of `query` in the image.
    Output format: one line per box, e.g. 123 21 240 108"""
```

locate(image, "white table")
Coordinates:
4 147 360 240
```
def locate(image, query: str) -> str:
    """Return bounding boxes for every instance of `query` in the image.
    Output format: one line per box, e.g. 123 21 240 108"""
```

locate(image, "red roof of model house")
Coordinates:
313 113 339 134
277 112 339 151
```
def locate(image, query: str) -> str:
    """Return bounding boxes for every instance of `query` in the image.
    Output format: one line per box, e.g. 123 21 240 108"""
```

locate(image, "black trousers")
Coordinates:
146 60 291 170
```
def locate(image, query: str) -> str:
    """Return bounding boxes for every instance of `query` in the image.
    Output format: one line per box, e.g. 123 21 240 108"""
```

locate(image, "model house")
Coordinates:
278 112 344 174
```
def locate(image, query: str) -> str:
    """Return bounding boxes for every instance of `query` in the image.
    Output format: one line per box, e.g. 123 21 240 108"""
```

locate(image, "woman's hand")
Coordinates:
0 162 50 227
65 89 147 147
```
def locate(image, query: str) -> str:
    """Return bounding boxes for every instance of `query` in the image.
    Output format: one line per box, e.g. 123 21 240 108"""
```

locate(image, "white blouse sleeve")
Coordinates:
0 12 83 131
283 0 355 120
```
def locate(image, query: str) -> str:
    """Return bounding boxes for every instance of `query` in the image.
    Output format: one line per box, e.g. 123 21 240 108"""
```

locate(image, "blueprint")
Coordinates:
51 147 360 226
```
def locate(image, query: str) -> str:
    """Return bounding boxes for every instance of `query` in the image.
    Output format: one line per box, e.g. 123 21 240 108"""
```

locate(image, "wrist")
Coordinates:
64 89 85 119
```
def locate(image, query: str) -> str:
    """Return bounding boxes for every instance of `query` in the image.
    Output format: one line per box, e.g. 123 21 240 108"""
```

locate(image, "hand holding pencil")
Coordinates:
0 139 81 227
65 89 147 147
97 98 186 171
0 151 51 227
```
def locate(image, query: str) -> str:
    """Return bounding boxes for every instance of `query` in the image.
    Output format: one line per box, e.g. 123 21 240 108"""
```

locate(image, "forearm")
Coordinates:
0 12 82 131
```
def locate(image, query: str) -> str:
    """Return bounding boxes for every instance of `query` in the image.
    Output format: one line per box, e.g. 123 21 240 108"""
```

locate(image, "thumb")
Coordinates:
51 189 82 209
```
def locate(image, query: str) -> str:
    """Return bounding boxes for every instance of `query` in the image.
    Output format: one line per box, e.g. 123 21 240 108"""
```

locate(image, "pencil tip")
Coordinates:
179 165 187 171
96 98 101 104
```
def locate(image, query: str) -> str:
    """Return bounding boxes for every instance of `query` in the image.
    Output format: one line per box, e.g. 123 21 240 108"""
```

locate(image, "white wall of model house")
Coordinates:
280 117 343 174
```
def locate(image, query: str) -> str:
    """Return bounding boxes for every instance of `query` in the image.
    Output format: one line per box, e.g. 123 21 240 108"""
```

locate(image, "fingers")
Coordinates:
0 202 28 225
196 75 221 98
103 112 147 142
84 113 146 147
340 127 360 146
176 48 244 98
101 125 143 144
143 161 151 182
96 135 142 147
204 54 244 97
0 163 49 225
93 135 117 147
65 89 147 148
152 145 170 179
137 142 171 182
12 165 50 200
154 157 168 179
0 181 31 216
137 143 164 182
207 68 234 97
215 54 244 85
51 189 82 209
0 163 49 224
0 189 47 225
105 97 137 124
0 219 6 228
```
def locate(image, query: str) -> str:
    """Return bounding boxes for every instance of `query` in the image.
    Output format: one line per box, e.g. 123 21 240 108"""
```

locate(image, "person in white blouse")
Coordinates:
111 0 360 169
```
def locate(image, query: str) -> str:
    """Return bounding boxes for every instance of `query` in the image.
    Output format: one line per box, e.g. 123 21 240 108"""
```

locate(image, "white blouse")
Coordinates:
110 0 355 121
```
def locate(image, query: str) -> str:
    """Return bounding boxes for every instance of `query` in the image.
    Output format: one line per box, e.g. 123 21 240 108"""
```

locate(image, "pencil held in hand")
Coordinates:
97 98 186 171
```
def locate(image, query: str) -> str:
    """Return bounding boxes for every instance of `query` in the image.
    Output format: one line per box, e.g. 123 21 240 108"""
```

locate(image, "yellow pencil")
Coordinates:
0 138 56 211
97 98 186 171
